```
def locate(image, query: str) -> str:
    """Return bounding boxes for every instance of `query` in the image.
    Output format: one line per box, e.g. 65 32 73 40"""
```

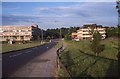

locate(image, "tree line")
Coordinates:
42 26 119 41
105 26 120 38
41 27 79 40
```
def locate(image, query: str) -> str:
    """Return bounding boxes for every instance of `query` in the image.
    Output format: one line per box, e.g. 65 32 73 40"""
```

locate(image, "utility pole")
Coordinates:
60 28 62 40
60 27 63 48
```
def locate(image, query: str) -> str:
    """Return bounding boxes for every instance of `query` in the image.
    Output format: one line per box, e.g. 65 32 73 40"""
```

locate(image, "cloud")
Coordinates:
2 14 37 25
33 2 117 18
2 2 118 29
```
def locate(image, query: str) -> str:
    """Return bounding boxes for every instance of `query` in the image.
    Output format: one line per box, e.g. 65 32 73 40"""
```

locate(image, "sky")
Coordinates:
2 2 118 29
2 0 116 2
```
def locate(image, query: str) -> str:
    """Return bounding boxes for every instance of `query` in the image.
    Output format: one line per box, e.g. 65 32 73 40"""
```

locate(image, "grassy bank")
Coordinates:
55 40 63 48
59 38 118 77
2 41 44 53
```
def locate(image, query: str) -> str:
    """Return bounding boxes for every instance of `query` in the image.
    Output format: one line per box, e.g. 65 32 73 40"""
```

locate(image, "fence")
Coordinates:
56 45 72 78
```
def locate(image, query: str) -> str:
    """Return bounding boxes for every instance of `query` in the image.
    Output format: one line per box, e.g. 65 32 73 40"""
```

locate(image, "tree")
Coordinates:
91 31 102 56
64 34 71 40
118 26 120 56
46 36 51 42
106 27 118 38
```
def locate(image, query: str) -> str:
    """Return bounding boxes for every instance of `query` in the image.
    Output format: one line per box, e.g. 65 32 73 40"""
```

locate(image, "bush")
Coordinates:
64 34 71 40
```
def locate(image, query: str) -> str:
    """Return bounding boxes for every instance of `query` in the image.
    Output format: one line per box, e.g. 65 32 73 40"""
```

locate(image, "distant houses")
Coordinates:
0 24 41 43
0 23 107 43
71 24 106 41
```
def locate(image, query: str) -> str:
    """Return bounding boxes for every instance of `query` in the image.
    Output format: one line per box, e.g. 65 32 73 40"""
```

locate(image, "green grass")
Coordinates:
2 41 44 53
55 41 63 48
58 67 66 77
100 38 118 60
59 38 118 77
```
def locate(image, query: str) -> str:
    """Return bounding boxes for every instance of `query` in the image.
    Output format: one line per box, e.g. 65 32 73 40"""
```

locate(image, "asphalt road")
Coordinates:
2 41 57 77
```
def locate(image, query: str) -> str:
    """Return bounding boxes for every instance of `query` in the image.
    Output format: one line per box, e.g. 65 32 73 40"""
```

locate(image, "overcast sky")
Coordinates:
2 2 118 29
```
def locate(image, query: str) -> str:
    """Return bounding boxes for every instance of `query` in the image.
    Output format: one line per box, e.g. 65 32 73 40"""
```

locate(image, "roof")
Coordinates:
83 24 103 28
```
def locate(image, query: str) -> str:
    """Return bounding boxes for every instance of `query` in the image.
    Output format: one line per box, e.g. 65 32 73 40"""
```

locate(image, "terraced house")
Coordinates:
0 24 41 43
72 24 106 41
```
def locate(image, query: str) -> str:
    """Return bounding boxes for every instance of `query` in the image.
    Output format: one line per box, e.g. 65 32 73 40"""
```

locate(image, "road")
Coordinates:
2 41 58 77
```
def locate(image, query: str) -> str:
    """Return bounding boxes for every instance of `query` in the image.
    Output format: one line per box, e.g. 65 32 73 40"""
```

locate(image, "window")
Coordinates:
83 34 90 35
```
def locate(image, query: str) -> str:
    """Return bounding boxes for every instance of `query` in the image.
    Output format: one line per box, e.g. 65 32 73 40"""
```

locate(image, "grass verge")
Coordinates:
55 41 63 48
59 38 118 77
2 41 44 53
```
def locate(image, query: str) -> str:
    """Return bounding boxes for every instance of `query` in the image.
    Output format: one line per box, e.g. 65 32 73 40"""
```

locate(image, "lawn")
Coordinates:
2 41 44 53
59 37 118 77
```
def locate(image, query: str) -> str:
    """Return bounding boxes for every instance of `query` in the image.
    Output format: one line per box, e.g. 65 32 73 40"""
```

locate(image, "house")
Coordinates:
71 24 106 41
0 24 41 43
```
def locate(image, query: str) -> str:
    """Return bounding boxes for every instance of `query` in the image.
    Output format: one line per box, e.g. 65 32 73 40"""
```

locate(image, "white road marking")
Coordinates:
9 50 33 58
9 53 22 58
